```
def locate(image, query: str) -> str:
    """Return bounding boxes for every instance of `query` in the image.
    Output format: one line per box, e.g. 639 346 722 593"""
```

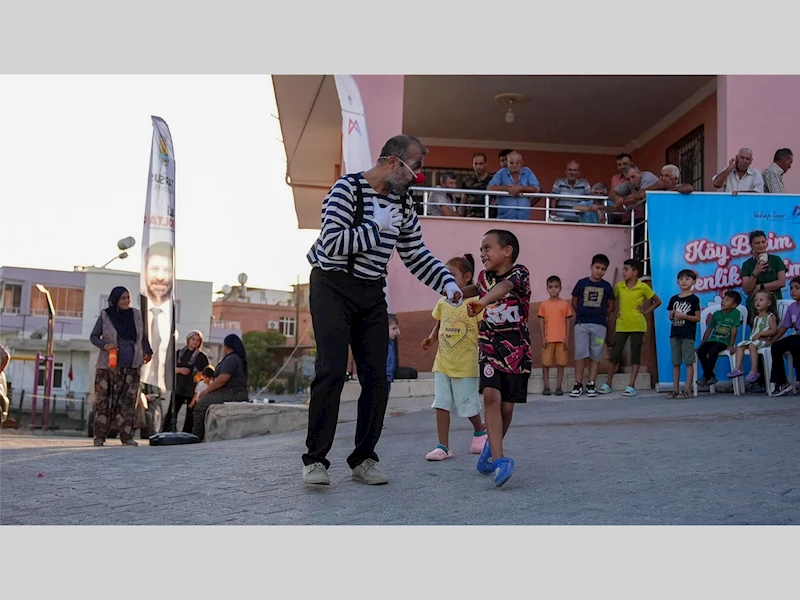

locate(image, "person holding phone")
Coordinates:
741 230 787 326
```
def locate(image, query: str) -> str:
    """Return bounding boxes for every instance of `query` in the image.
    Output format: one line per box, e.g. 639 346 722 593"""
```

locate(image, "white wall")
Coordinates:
82 267 213 341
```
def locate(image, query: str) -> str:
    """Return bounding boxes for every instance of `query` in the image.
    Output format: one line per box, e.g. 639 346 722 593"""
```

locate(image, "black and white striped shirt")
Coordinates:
307 173 456 294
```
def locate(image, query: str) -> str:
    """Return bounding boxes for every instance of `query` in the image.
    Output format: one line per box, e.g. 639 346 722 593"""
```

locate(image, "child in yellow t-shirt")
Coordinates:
421 253 486 461
604 258 662 397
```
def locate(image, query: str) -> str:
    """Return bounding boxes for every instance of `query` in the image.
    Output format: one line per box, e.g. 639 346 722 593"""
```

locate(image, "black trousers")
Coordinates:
303 267 390 470
162 394 194 433
769 334 800 386
697 341 727 379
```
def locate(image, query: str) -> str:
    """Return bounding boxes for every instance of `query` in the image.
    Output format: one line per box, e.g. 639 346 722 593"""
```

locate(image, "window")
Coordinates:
279 316 296 338
31 286 84 318
38 362 64 389
1 281 23 314
666 125 704 192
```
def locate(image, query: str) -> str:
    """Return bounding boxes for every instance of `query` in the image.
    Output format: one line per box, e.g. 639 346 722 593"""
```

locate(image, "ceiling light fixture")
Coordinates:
495 93 529 124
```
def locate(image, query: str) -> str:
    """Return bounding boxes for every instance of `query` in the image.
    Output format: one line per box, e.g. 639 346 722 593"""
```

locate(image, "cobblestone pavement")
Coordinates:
1 391 798 525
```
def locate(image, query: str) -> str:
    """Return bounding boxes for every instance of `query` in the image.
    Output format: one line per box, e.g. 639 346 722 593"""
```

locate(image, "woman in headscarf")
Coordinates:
190 334 249 441
89 286 152 446
165 330 210 434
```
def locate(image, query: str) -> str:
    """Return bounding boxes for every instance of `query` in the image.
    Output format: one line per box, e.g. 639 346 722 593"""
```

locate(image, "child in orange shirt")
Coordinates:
537 275 575 395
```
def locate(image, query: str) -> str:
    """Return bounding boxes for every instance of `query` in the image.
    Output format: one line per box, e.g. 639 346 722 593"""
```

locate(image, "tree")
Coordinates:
242 330 286 389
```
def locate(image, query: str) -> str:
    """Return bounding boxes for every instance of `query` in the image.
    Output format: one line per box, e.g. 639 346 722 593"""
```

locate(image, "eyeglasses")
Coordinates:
380 155 425 183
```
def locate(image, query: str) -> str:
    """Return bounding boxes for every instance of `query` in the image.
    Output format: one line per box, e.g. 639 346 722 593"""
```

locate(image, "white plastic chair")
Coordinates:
761 299 797 395
695 302 749 395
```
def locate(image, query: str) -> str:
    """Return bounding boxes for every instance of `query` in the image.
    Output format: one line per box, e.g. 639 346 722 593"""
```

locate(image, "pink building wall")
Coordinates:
387 218 650 374
717 75 800 192
388 218 632 313
353 75 405 162
634 92 717 192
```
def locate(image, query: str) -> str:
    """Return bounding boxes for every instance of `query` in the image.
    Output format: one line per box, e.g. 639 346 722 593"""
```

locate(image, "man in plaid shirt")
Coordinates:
762 148 793 194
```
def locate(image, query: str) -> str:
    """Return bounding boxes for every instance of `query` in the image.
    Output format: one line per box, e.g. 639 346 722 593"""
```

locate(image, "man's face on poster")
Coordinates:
146 254 173 305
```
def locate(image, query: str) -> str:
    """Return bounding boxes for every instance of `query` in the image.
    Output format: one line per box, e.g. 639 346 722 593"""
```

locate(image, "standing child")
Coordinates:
666 269 702 399
696 290 742 387
570 253 615 398
538 275 574 395
727 290 778 384
769 277 800 396
464 229 531 488
604 258 662 397
188 366 215 411
421 254 487 460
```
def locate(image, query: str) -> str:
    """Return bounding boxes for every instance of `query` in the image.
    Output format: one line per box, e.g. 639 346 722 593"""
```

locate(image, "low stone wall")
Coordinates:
204 402 308 443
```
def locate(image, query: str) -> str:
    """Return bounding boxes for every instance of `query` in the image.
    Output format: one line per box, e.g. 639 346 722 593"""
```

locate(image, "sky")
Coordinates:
0 75 321 293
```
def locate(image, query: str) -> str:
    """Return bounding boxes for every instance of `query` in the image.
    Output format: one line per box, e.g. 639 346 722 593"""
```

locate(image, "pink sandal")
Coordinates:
425 445 454 461
471 429 488 454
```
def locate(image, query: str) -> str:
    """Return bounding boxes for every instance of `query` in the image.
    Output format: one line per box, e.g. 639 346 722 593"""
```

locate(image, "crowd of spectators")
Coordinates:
420 147 794 227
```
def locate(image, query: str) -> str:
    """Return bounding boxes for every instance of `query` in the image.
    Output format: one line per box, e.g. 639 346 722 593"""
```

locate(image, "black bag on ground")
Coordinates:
395 366 418 380
149 432 201 446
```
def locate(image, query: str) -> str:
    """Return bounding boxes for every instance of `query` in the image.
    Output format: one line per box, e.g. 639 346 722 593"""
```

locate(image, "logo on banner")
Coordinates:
158 135 170 164
792 206 800 222
348 119 361 136
753 210 786 221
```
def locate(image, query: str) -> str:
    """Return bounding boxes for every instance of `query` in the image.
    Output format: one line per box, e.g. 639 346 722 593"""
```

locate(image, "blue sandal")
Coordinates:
622 386 638 397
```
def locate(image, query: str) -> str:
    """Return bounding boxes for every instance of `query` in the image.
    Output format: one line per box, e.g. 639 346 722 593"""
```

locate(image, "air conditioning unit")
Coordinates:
268 321 279 330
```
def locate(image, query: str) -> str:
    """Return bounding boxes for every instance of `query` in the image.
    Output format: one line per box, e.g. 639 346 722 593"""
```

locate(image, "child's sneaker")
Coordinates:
569 383 583 397
470 430 487 454
542 388 551 396
492 457 515 487
597 383 612 394
696 376 708 387
706 376 718 386
476 439 493 474
586 381 597 397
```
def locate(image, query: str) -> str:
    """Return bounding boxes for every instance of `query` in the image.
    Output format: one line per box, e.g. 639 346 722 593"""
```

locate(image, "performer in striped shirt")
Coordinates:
302 134 463 487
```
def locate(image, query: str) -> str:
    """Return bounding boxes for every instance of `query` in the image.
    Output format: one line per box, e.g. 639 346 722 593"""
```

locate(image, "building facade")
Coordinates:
0 265 215 409
273 74 800 380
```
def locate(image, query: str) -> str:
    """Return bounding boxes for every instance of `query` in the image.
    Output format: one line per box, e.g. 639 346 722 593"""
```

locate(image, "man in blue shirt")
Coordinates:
487 151 541 220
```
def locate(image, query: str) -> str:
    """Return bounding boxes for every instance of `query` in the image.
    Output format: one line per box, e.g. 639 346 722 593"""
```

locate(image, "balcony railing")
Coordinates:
409 186 651 276
212 320 242 329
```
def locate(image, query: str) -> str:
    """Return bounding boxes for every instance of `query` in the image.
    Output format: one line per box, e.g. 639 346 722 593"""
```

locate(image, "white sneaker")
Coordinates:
351 458 388 485
302 462 330 485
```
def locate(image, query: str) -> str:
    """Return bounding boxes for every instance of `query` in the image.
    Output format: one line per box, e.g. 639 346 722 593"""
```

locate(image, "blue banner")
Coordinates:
648 191 800 389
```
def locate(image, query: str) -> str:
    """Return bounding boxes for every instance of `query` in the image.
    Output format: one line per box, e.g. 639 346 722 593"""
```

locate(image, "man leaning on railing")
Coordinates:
428 171 463 217
486 151 541 220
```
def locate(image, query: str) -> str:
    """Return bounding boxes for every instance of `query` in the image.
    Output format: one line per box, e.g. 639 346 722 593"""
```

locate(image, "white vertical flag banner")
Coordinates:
140 116 177 394
334 75 373 174
333 75 393 311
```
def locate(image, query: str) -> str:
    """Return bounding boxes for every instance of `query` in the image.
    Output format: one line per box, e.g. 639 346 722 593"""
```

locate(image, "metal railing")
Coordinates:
409 186 651 276
411 186 618 224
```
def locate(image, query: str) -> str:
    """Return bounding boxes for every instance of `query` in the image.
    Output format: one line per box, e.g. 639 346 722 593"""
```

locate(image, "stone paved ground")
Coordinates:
1 390 799 526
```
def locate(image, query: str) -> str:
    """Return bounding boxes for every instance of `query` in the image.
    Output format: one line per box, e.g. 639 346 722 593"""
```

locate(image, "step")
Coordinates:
341 369 651 401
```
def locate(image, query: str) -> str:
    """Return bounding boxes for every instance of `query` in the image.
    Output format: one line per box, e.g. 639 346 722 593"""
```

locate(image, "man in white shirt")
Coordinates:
712 147 764 194
140 241 174 392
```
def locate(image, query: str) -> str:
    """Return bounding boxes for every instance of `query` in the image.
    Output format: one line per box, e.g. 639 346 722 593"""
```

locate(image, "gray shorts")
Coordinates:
670 337 696 366
574 323 607 361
